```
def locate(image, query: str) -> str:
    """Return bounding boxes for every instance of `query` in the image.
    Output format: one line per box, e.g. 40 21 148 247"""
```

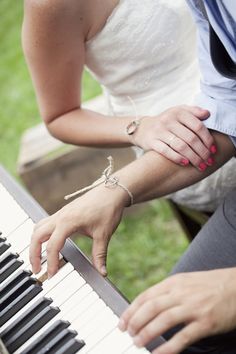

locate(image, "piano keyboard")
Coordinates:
0 165 165 354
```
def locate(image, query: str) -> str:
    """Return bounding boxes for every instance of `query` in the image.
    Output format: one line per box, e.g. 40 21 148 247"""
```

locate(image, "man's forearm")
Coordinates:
113 132 235 204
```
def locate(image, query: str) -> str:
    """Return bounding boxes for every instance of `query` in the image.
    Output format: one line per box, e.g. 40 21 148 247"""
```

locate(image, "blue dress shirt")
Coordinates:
187 0 236 146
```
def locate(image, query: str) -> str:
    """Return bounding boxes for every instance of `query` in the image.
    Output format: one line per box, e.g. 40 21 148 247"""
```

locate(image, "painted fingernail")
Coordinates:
207 157 214 166
133 336 142 347
210 145 217 154
198 162 207 171
180 158 189 166
118 319 126 331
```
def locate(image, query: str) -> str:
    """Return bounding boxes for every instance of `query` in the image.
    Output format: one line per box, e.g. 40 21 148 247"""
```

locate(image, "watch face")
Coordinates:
126 120 139 135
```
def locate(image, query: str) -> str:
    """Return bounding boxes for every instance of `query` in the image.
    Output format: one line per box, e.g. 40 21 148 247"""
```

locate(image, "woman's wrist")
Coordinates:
93 182 131 209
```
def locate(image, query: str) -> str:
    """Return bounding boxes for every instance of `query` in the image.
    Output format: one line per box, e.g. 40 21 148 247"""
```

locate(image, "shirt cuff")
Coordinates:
195 92 236 147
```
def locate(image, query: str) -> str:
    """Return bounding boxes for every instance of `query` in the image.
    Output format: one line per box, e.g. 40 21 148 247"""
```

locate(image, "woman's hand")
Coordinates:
119 268 236 354
30 185 129 278
130 105 216 171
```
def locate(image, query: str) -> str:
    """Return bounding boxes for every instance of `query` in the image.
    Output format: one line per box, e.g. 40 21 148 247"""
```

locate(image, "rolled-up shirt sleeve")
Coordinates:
187 0 236 147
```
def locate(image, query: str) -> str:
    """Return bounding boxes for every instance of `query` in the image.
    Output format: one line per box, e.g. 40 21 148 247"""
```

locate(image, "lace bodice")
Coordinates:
85 0 200 116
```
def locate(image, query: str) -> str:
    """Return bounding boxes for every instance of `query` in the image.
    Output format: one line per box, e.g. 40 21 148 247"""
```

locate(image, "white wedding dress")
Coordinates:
85 0 236 212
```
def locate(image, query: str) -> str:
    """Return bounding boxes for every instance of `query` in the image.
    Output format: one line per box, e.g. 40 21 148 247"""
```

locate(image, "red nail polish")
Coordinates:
207 157 214 166
180 158 189 166
210 145 217 154
199 162 207 171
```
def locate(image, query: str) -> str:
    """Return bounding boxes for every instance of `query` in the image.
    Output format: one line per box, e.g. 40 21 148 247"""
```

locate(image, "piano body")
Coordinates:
0 165 165 354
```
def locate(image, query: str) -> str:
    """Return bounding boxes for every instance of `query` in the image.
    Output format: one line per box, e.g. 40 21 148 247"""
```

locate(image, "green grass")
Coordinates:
0 1 188 302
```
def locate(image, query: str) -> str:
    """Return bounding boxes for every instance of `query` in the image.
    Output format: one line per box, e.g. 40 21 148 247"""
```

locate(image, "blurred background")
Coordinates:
0 0 188 301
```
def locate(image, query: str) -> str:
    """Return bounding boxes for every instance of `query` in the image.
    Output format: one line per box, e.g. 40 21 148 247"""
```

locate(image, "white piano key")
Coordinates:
88 328 133 354
13 245 31 265
72 300 111 333
0 262 74 332
47 270 85 305
124 346 151 354
0 184 29 236
7 218 34 252
42 262 74 292
59 284 93 316
80 308 116 339
77 312 118 354
65 292 100 324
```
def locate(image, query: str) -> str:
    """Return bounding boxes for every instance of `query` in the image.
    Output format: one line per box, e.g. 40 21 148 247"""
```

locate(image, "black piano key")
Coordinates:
0 236 6 243
40 328 78 354
0 252 19 269
0 258 23 283
55 338 86 354
0 269 32 298
0 241 10 256
2 302 59 352
0 276 38 311
21 320 70 354
0 296 51 338
0 284 42 326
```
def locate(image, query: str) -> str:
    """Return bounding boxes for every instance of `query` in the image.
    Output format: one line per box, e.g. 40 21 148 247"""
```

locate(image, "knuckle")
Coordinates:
147 300 158 313
205 313 217 331
190 155 202 166
194 121 203 133
139 292 149 304
201 149 210 160
129 319 138 333
157 143 168 155
33 223 39 232
178 330 192 347
207 135 214 147
163 315 174 328
29 254 35 264
94 251 107 259
176 140 187 153
58 212 69 224
140 326 152 341
31 231 38 241
188 134 199 146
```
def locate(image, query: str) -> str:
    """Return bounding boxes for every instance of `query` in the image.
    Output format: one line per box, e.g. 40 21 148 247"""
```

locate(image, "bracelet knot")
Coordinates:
64 156 134 206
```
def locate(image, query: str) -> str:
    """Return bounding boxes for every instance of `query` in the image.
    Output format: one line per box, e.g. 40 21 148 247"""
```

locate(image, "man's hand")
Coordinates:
119 268 236 354
130 105 216 171
30 185 128 278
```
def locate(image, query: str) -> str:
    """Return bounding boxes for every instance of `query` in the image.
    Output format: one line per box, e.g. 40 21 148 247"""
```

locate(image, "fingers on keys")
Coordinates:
30 220 65 278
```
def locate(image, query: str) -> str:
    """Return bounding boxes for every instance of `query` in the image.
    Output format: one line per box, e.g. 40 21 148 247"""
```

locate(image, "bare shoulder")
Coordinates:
24 0 120 40
24 0 83 16
23 0 88 35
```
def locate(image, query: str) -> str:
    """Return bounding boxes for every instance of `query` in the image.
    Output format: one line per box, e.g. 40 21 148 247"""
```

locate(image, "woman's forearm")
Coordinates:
47 107 134 147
